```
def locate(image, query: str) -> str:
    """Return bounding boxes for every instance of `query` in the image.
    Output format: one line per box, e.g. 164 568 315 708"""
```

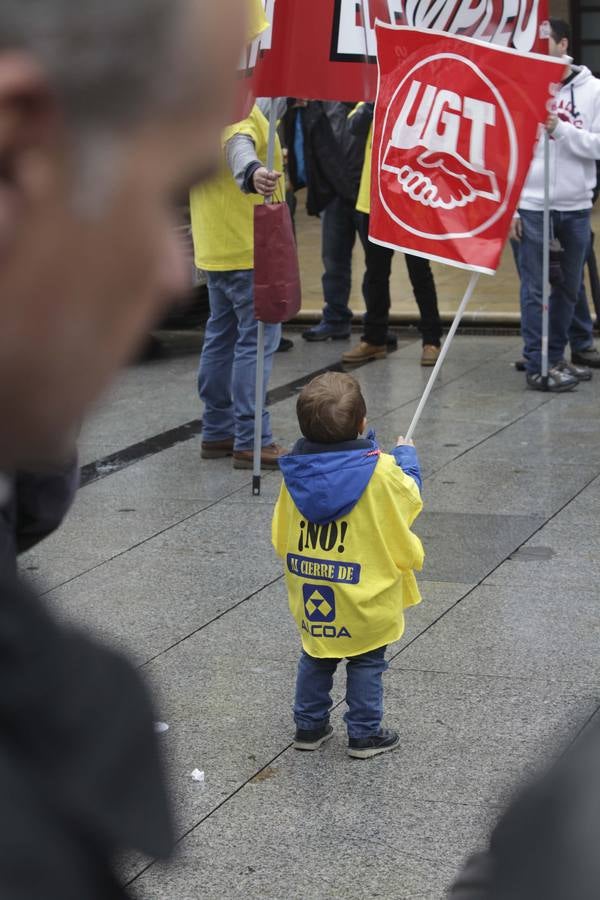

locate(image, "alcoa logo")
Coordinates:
378 53 517 241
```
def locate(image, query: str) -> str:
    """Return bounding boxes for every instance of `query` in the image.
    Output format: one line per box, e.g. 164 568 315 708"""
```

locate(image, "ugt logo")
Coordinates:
378 53 517 240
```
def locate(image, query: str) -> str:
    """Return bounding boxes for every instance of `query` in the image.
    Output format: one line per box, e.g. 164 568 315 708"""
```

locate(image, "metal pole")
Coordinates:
587 234 600 326
252 98 279 495
541 130 550 387
252 320 266 495
405 272 480 442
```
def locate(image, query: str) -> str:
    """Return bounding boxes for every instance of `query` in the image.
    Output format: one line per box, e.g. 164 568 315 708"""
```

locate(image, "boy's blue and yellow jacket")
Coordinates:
272 435 424 658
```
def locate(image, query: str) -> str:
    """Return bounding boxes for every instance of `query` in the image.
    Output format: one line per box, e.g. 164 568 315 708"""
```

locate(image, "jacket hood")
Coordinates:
568 66 594 88
279 436 380 525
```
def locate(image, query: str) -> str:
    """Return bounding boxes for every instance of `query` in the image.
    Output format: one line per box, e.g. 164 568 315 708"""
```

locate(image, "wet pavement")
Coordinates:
22 329 600 899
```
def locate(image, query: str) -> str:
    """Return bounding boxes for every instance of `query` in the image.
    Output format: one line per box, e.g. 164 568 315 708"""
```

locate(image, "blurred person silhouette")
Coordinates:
449 721 600 900
0 0 245 897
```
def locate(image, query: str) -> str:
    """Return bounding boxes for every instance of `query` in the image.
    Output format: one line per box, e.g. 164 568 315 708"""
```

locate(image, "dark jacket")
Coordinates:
449 721 600 900
0 573 173 898
284 101 367 215
0 461 80 574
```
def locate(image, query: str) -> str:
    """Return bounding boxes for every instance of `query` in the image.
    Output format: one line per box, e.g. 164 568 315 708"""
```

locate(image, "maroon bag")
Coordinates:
253 202 302 324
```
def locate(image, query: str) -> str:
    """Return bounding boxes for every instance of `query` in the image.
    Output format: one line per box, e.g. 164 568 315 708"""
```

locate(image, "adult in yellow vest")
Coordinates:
341 103 443 368
190 102 288 469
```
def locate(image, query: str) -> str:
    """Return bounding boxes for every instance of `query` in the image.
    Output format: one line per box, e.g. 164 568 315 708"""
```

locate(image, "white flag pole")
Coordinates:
405 272 480 442
252 99 279 496
541 129 550 388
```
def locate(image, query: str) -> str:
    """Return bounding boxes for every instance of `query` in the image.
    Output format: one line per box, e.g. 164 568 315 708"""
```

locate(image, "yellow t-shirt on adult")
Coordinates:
356 123 373 215
190 105 283 272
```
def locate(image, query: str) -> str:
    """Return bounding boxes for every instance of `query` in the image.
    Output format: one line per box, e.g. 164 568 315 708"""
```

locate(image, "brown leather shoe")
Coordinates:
233 443 288 470
201 437 234 459
342 341 387 365
421 344 441 367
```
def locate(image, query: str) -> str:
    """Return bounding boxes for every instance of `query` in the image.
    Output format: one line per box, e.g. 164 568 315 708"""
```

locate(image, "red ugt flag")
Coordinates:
369 26 565 274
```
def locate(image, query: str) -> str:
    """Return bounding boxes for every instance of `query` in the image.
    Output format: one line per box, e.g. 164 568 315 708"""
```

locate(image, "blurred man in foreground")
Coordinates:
0 0 244 896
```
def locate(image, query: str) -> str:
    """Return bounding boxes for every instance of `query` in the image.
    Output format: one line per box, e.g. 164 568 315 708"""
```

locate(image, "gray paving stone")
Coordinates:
372 415 503 478
83 441 254 502
20 494 207 590
396 582 600 686
130 793 496 900
46 499 283 662
424 458 598 516
414 512 545 582
129 669 596 899
463 401 600 467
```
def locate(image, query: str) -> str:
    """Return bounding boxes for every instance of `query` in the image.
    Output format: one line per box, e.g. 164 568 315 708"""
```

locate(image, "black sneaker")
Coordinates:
571 347 600 368
386 331 398 349
556 358 592 382
515 358 526 372
293 723 334 751
348 728 400 759
526 367 578 393
276 337 294 353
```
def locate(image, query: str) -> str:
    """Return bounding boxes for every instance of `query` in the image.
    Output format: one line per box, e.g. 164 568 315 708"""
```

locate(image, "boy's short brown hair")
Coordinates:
296 372 367 444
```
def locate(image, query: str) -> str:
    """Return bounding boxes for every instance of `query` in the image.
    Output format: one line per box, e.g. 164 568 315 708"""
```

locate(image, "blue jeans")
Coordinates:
519 209 592 374
293 646 389 739
321 197 357 325
198 270 281 451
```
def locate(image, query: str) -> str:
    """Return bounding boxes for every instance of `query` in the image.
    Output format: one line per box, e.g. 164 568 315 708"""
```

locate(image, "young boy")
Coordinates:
272 372 424 759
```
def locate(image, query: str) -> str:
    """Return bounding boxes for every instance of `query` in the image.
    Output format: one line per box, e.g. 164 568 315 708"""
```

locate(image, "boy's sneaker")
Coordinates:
556 358 592 382
302 321 351 342
293 723 334 751
348 728 400 759
526 367 578 393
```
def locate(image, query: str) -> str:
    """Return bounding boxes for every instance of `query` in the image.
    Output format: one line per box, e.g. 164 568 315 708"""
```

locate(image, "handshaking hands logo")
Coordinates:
383 144 501 211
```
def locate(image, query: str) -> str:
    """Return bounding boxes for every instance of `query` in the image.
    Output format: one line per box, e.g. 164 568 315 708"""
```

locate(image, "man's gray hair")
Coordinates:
0 0 187 133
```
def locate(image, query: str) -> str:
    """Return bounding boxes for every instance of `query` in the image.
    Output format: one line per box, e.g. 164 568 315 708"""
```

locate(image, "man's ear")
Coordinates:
0 53 54 185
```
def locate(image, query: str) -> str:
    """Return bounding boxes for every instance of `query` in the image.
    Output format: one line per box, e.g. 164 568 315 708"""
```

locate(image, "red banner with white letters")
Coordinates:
240 0 548 104
369 26 565 273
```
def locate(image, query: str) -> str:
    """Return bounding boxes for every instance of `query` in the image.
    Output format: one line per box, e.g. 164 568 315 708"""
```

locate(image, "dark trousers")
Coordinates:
357 213 442 347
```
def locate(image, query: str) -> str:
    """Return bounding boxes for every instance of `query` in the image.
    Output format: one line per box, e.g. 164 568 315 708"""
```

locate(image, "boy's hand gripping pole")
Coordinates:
405 272 480 443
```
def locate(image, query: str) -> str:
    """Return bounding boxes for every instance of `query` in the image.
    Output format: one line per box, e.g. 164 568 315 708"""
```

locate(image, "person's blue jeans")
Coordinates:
293 646 389 739
568 231 595 353
198 270 281 451
321 197 357 325
519 208 592 374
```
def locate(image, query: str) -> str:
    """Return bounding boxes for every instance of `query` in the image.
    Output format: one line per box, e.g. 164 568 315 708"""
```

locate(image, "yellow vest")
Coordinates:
272 453 424 658
356 123 372 215
248 0 269 41
190 105 284 272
